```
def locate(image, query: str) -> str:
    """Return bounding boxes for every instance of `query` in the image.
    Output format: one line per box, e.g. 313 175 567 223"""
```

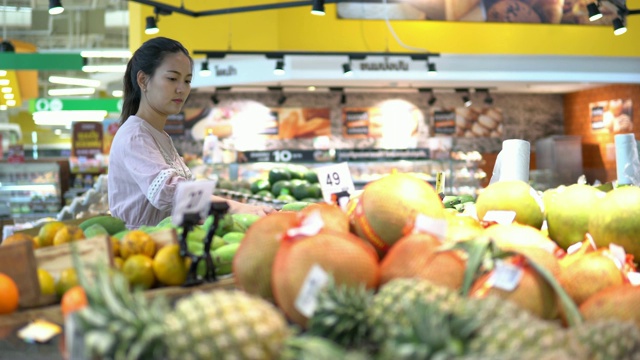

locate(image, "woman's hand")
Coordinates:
211 195 275 216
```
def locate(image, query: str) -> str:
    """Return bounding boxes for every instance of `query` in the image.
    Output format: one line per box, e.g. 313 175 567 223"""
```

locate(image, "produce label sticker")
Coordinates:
314 162 355 205
609 243 627 269
287 210 325 238
18 319 62 343
628 272 640 286
482 210 516 225
295 264 330 318
172 180 217 226
490 260 523 292
413 213 448 240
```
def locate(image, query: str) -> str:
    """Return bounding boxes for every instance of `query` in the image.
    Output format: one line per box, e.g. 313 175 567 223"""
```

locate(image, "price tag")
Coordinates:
294 264 330 318
171 180 217 226
413 213 448 240
482 210 516 225
609 243 627 269
490 260 523 292
627 272 640 286
314 162 355 204
435 172 445 195
272 149 293 162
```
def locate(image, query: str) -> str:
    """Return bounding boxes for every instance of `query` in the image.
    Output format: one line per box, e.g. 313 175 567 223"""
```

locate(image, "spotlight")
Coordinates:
311 0 325 16
145 16 159 35
49 0 64 15
340 92 347 105
427 62 437 76
278 93 287 105
419 88 437 106
613 17 627 35
274 59 285 75
587 2 603 21
342 63 353 77
200 62 212 77
456 88 472 107
0 41 15 52
211 94 219 105
476 88 494 105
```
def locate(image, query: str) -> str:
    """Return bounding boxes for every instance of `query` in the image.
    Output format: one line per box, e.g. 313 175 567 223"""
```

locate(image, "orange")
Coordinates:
0 273 19 314
55 268 79 297
120 230 156 259
122 254 156 290
113 257 124 270
2 233 36 249
52 225 85 246
60 286 88 318
111 237 120 257
152 244 188 286
37 268 56 296
37 221 65 247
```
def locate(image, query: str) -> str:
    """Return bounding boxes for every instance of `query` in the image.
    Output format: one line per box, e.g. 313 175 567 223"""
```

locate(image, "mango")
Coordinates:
222 232 245 244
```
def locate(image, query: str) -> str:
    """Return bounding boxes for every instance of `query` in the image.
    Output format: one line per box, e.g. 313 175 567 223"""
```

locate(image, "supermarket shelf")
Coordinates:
0 184 58 191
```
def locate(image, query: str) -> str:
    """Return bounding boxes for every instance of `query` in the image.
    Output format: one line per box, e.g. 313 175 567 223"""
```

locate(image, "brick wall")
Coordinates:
564 85 640 184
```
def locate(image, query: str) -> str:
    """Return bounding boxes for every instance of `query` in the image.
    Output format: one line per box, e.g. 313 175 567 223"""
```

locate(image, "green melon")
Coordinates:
588 185 640 261
352 173 445 254
475 180 545 229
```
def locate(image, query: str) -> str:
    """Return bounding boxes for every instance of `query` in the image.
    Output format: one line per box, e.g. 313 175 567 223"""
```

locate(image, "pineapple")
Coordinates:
377 295 479 360
368 278 460 343
75 265 290 360
569 320 640 360
281 335 370 360
306 279 374 349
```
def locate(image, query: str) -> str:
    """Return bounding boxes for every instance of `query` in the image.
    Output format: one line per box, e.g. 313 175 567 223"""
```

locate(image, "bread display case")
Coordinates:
0 162 62 220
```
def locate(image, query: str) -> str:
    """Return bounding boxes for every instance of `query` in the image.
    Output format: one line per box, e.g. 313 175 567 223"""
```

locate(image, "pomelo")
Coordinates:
558 249 626 306
482 223 561 256
588 186 640 261
580 284 640 329
379 232 466 289
272 230 380 328
352 173 445 254
475 180 544 229
546 184 604 251
444 214 484 243
299 203 350 234
233 212 299 302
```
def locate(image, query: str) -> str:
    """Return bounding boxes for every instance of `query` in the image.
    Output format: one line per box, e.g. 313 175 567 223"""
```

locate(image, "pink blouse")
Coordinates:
108 116 193 229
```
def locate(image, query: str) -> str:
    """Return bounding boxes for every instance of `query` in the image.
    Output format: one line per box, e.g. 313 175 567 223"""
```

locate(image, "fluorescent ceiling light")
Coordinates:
1 87 12 93
0 70 6 76
33 110 108 126
80 50 132 58
0 79 9 86
82 65 127 73
112 90 123 97
49 76 101 87
0 105 7 110
6 100 16 106
4 94 14 100
48 87 96 96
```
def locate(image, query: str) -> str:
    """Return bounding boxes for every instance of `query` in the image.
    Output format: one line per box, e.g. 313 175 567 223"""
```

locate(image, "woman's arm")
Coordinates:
211 195 276 216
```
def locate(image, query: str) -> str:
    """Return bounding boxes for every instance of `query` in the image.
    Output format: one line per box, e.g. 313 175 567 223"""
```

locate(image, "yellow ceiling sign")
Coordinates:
0 70 22 109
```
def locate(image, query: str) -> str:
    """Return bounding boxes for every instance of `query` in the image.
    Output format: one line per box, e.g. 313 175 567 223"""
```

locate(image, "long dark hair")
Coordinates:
119 37 193 125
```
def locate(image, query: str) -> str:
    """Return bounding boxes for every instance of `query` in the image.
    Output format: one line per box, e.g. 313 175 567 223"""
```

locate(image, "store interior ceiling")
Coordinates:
1 0 640 109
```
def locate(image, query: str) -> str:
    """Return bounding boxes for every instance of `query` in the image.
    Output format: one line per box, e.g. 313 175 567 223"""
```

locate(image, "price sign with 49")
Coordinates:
314 162 355 204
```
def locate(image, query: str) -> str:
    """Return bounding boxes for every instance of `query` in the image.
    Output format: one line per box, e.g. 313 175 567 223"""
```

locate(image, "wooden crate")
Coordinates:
0 241 42 309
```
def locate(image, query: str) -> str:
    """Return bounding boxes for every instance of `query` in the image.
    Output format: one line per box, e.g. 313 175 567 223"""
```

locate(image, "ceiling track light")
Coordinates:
49 0 64 15
342 62 353 77
200 62 212 77
613 16 627 35
476 88 494 105
311 0 326 16
0 40 15 52
274 59 285 76
419 88 437 106
145 7 173 35
587 2 603 21
456 88 472 107
427 62 437 75
211 93 219 105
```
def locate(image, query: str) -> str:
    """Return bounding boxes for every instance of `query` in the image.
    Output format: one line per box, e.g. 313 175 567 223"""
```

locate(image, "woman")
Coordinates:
109 37 273 229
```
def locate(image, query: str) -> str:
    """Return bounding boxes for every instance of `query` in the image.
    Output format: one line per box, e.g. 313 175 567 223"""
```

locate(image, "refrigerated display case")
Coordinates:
0 162 62 220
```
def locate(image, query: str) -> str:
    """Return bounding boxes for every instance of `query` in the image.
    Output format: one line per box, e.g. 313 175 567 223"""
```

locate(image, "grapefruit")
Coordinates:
546 184 604 250
580 284 640 329
482 222 561 256
352 173 445 254
588 186 640 261
233 212 299 301
379 232 466 289
475 180 544 229
272 230 380 327
299 203 350 234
